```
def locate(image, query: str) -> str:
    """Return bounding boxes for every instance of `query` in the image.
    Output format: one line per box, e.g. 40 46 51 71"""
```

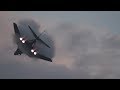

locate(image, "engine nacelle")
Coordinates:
19 37 27 44
31 48 37 55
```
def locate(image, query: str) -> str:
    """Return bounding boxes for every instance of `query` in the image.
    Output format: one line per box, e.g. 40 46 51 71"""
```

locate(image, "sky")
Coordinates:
0 11 120 79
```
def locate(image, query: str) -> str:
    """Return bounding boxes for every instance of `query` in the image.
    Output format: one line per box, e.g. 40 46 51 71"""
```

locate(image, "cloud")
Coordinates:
1 11 120 78
51 21 120 78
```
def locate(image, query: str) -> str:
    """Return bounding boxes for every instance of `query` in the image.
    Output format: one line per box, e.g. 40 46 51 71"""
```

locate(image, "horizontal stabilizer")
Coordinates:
14 48 23 55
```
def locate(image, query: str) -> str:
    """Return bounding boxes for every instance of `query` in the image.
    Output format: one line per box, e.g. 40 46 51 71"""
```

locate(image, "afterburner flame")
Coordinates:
34 52 37 55
20 37 23 41
22 40 25 43
31 49 34 53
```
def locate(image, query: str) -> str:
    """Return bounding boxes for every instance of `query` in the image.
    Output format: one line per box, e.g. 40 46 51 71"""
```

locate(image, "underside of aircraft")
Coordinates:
13 23 52 62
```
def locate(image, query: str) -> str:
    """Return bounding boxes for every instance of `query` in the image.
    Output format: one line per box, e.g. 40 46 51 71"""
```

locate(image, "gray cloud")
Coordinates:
50 21 120 78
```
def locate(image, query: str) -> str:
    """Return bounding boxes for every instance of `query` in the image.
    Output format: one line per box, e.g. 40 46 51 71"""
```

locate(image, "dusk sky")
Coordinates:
0 11 120 79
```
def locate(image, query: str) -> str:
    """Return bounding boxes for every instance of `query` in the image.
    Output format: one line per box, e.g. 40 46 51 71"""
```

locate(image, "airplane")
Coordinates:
13 22 52 62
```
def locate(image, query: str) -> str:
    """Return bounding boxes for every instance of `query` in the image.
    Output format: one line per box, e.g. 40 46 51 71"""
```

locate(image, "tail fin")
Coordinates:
13 23 21 36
